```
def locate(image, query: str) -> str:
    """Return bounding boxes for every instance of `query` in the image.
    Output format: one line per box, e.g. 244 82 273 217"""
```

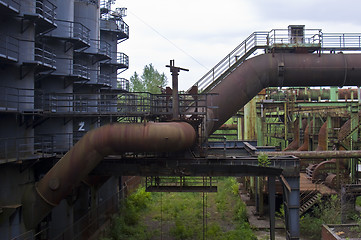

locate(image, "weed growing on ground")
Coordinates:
300 194 341 240
102 178 256 240
100 187 155 240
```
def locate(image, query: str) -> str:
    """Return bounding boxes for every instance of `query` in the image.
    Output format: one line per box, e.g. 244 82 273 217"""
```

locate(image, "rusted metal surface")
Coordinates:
284 119 307 151
259 150 361 159
219 124 237 130
269 88 359 101
284 119 300 151
207 53 361 135
166 60 189 120
22 121 196 229
316 121 328 151
338 110 361 143
325 174 337 189
312 160 348 183
312 160 336 182
297 121 312 151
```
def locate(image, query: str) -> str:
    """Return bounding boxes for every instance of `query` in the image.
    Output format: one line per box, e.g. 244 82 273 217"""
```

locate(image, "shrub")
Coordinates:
300 195 341 240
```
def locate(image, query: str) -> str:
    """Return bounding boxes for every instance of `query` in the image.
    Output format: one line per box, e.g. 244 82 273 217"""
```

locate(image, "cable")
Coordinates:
128 10 209 71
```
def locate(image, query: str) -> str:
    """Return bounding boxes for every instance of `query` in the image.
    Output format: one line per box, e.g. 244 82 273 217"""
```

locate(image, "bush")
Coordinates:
300 195 341 240
102 187 154 240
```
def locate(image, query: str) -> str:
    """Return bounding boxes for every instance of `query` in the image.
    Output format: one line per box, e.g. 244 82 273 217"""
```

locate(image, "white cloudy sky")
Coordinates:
115 0 361 91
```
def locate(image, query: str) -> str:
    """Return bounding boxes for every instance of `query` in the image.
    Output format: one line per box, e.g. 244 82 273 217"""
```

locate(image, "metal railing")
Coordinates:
193 31 269 92
117 77 129 91
100 0 112 12
1 0 20 12
85 39 111 57
322 33 361 50
103 52 129 67
0 87 34 111
0 85 214 118
99 40 111 57
267 28 322 45
73 21 90 44
35 0 56 23
45 20 90 46
0 133 84 163
33 91 213 117
76 0 99 6
192 28 361 93
34 44 56 67
98 73 111 87
116 52 129 67
0 35 19 61
100 18 129 39
73 63 90 79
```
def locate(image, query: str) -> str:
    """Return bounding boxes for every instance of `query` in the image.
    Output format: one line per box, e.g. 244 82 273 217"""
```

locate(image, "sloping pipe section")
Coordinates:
22 122 196 229
206 53 361 136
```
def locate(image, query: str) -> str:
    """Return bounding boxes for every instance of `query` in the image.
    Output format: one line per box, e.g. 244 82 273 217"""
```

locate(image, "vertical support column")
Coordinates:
351 104 359 183
330 87 339 101
255 176 259 214
284 102 288 149
268 176 276 240
172 68 179 120
166 60 189 120
256 103 264 146
259 177 264 218
284 176 300 240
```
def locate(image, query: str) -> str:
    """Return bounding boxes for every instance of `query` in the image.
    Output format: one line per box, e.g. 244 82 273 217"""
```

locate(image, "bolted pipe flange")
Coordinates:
48 178 60 191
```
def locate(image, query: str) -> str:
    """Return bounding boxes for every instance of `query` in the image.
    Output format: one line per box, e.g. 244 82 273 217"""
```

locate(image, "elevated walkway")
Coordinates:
190 28 361 94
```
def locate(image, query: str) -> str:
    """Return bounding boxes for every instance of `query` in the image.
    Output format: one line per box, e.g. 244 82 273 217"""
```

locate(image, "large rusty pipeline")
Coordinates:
269 88 359 101
22 122 196 229
257 150 361 159
297 121 312 151
206 53 361 135
283 119 307 151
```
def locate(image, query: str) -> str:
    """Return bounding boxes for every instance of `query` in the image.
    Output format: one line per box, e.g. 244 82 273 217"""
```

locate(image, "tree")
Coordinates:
129 72 145 92
130 64 167 94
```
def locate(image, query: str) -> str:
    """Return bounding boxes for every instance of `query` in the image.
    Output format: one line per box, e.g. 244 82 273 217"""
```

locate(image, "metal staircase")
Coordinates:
190 27 361 94
299 190 321 215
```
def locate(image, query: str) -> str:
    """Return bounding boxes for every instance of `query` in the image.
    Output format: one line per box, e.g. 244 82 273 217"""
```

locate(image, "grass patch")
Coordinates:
102 177 256 240
100 187 156 240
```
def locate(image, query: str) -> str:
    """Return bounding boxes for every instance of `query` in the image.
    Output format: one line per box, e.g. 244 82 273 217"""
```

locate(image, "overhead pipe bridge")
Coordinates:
22 27 361 240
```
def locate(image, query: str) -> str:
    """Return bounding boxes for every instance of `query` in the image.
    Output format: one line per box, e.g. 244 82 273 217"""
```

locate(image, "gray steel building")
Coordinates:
0 0 129 238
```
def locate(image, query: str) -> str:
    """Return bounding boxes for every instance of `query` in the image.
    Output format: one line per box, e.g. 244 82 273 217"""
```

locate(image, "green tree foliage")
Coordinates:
129 72 145 92
130 64 167 93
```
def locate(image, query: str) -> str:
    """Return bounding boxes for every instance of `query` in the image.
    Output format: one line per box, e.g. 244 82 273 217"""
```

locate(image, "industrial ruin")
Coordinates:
1 1 361 240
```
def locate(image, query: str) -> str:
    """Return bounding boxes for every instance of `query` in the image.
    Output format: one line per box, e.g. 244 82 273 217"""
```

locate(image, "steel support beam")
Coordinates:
268 176 276 240
282 176 300 240
92 158 284 177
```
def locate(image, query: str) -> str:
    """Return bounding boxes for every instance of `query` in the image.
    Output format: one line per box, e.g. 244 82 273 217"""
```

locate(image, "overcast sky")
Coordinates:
115 0 361 91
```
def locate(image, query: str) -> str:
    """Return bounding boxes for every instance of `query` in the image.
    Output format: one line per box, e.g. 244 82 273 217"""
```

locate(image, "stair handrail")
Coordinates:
189 28 361 94
190 31 269 92
191 28 323 93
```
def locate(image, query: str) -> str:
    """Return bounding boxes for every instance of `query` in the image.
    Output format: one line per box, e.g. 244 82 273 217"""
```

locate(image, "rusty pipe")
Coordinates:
207 53 361 135
316 121 328 151
257 150 361 159
283 119 305 151
297 121 313 151
269 88 359 101
22 121 196 229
